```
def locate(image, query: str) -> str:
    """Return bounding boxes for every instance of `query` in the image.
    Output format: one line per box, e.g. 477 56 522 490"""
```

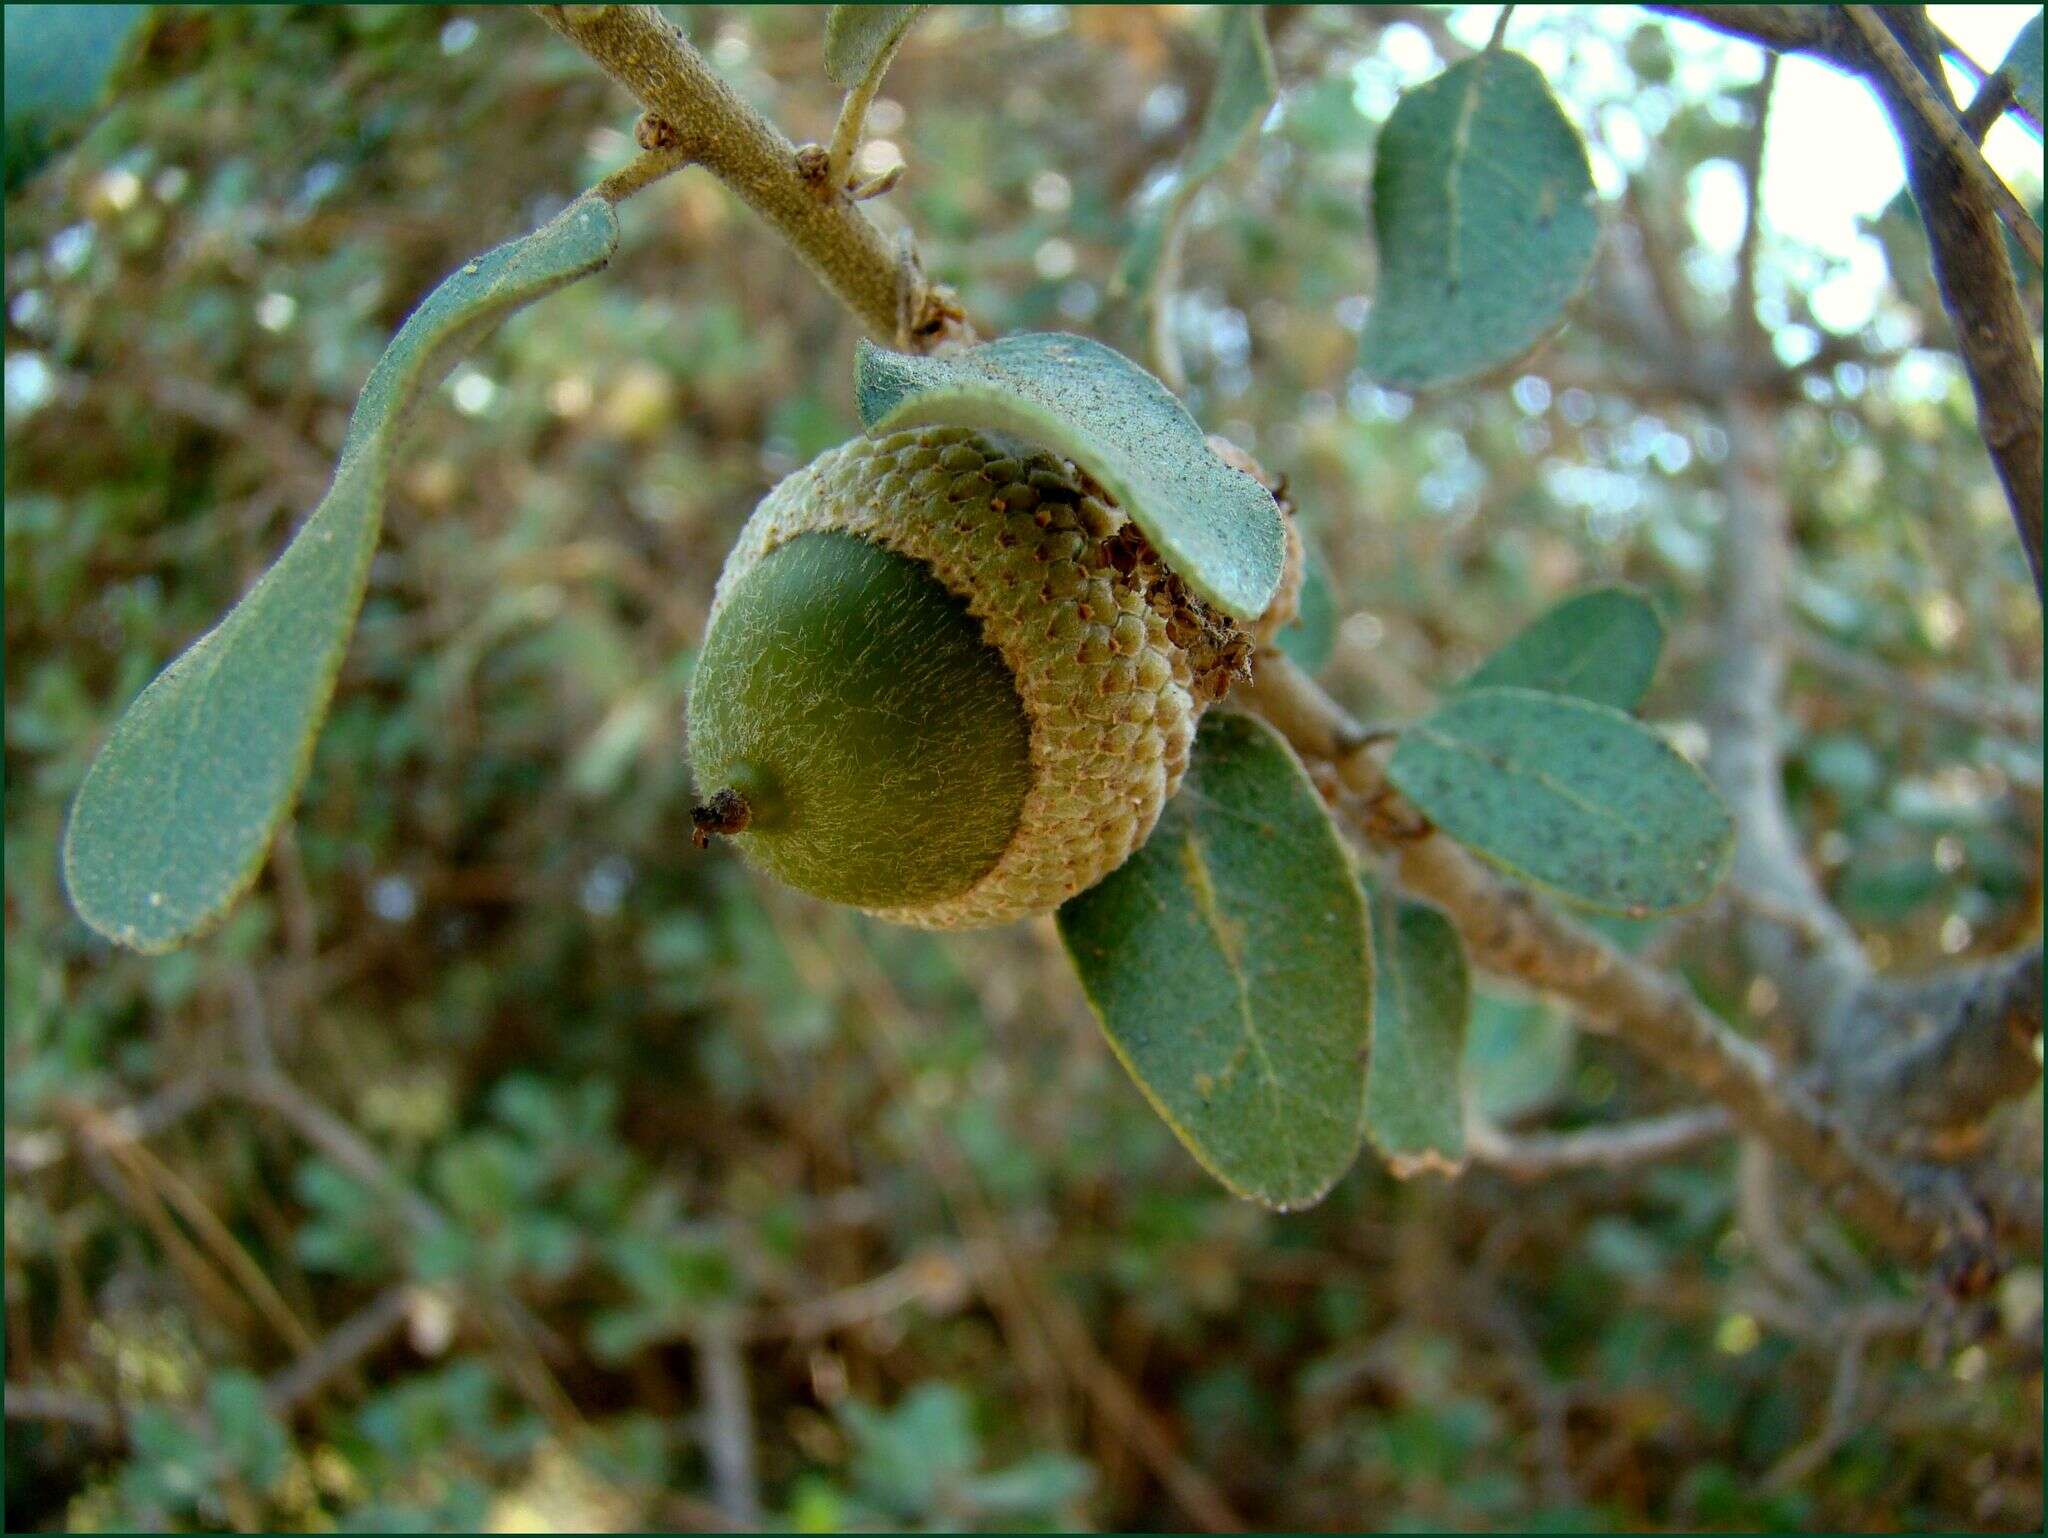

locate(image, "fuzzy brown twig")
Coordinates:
535 5 970 352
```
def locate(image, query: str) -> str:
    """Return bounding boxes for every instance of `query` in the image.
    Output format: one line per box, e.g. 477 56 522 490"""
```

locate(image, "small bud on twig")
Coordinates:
635 113 682 151
793 142 832 188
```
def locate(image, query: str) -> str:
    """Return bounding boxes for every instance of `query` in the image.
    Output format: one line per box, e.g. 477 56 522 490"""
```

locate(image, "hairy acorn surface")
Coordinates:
687 426 1250 928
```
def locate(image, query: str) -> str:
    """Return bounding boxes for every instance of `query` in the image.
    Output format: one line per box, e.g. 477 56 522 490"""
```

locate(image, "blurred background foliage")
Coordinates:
4 4 2042 1530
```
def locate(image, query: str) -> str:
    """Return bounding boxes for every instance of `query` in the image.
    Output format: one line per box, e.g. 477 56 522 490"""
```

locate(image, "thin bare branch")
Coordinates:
1790 629 2042 738
694 1317 760 1529
3 1384 125 1439
1030 1282 1251 1534
1707 393 1872 1051
5 1075 217 1174
1841 13 2046 595
223 1069 444 1238
75 1109 319 1357
11 1286 418 1441
264 1286 415 1415
748 1244 986 1341
1644 4 1830 52
1468 1105 1734 1177
1457 1278 1581 1507
1732 54 1779 360
594 140 691 204
1643 3 2044 592
1739 1138 1834 1301
1961 69 2016 143
1761 1314 1873 1491
1844 948 2045 1137
1953 17 2041 142
1929 22 1990 85
1621 181 1699 355
1843 7 2042 270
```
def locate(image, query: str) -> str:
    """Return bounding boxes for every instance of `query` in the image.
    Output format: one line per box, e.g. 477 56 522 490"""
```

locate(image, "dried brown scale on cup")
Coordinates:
685 425 1287 928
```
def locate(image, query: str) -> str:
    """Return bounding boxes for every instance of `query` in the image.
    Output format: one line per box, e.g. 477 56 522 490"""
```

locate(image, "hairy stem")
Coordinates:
535 4 968 350
824 63 887 196
593 140 691 204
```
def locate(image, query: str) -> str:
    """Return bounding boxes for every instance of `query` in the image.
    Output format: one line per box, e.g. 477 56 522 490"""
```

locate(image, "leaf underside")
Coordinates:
1058 711 1372 1211
62 196 620 953
1363 890 1471 1177
856 332 1285 623
1361 50 1599 390
1387 686 1733 916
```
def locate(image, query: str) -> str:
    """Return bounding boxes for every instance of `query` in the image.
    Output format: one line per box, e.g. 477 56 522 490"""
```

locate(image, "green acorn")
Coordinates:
686 426 1253 928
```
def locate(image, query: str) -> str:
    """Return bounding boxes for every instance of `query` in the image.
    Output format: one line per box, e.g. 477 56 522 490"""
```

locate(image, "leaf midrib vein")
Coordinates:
1179 828 1307 1178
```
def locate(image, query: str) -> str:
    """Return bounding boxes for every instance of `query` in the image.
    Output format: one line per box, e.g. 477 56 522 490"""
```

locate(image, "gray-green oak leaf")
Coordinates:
1058 711 1372 1210
64 196 620 952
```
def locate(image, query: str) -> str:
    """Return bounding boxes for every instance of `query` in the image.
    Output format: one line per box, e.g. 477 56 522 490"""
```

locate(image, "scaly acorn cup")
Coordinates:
687 426 1270 928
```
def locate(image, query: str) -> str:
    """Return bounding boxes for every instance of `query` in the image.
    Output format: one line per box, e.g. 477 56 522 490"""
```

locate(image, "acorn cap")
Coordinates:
689 427 1245 928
